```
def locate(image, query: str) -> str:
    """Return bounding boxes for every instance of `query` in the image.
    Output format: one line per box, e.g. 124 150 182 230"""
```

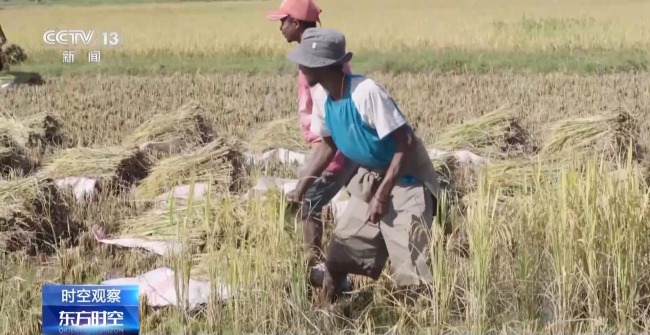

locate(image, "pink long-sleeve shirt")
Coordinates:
298 62 352 173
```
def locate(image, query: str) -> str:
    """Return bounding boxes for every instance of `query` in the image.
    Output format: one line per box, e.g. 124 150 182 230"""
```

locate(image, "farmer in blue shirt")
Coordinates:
285 27 443 304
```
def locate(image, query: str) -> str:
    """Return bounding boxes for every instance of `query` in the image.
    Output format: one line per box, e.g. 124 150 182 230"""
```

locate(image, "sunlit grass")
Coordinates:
0 0 648 59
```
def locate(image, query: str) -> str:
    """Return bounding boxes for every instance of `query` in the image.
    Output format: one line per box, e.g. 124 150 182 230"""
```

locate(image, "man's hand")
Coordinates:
370 125 415 223
366 195 389 224
293 136 337 200
285 189 303 204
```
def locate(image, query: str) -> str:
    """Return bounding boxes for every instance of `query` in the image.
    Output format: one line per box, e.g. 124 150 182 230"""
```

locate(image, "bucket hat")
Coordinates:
287 27 353 68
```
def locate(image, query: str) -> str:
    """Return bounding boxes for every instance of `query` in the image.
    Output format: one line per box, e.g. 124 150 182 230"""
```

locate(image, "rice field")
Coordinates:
2 0 650 334
1 0 650 74
2 0 649 56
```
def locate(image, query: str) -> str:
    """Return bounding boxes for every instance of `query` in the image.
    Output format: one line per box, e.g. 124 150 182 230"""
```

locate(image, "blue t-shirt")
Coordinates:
310 74 417 184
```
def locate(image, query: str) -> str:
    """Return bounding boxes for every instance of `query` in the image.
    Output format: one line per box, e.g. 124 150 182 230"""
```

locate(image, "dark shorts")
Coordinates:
298 150 358 219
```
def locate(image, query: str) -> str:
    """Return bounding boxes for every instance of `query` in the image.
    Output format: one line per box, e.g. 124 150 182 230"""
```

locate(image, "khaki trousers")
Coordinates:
325 174 435 286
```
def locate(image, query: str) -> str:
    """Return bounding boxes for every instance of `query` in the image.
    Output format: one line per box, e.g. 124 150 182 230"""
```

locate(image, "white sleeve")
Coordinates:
309 85 331 137
361 82 407 139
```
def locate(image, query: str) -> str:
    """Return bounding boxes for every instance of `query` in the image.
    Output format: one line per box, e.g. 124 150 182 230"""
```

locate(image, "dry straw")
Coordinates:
123 101 215 156
1 43 27 65
0 115 38 176
478 157 564 195
444 156 563 201
0 176 77 254
37 146 152 192
21 112 67 149
134 137 245 200
540 108 641 162
118 197 213 249
433 105 536 158
0 114 31 147
247 117 307 153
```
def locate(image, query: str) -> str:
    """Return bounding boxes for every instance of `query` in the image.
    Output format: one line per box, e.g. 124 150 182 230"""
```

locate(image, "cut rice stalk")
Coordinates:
37 146 152 192
134 137 245 200
446 157 564 198
0 113 31 148
123 101 214 156
118 197 214 249
429 150 488 193
540 109 641 162
0 176 77 254
21 112 67 149
477 157 564 195
247 117 307 153
0 125 36 177
1 43 27 64
433 105 535 157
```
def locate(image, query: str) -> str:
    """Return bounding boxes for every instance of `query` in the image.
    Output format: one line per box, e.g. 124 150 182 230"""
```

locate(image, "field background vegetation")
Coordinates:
1 0 650 74
1 0 650 334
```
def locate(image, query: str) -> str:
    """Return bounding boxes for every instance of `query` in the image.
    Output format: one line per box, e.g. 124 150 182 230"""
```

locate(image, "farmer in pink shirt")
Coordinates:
267 0 358 285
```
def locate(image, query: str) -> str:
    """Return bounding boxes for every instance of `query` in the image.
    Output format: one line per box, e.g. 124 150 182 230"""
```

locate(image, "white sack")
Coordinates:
153 183 209 208
92 225 183 257
100 267 230 310
54 177 99 200
427 148 489 165
244 148 306 166
138 137 185 155
244 176 298 200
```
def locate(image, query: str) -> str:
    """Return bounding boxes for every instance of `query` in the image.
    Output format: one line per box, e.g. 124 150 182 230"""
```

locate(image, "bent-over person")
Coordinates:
285 27 443 304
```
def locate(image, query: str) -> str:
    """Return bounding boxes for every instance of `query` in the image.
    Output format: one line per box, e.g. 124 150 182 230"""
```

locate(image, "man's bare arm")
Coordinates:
294 136 338 199
374 125 416 201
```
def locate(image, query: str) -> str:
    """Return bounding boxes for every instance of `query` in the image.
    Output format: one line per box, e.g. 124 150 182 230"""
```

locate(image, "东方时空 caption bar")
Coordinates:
42 284 139 335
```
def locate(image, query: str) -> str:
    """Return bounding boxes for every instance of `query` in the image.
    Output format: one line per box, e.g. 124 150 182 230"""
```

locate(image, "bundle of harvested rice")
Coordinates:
153 182 211 209
37 146 152 192
247 117 307 153
134 137 245 200
118 198 214 250
540 109 641 162
427 149 489 195
433 105 536 157
123 102 214 156
471 158 563 196
0 113 31 147
21 112 67 148
1 43 27 64
0 176 77 254
0 124 36 176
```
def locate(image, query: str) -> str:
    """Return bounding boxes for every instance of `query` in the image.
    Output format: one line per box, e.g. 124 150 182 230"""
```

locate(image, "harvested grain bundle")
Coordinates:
0 123 36 176
118 197 214 251
153 182 214 210
37 146 152 193
427 149 490 198
134 137 245 200
540 109 641 162
473 158 563 195
0 113 31 147
0 176 77 254
123 102 214 156
247 117 307 153
1 43 27 64
21 112 67 148
443 156 561 200
434 105 536 157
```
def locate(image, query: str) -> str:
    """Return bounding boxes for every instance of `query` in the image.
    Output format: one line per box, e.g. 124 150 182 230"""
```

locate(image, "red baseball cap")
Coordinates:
266 0 322 23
